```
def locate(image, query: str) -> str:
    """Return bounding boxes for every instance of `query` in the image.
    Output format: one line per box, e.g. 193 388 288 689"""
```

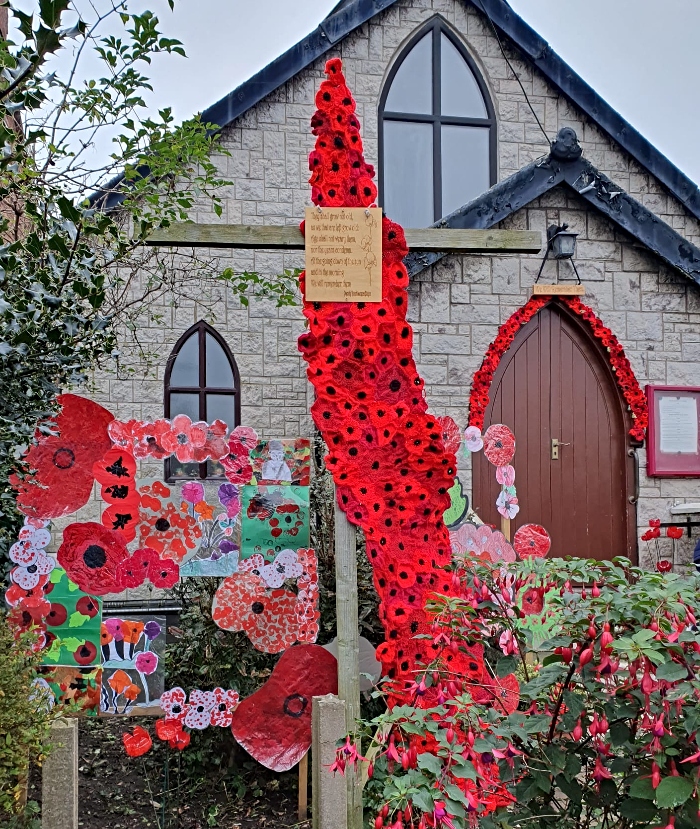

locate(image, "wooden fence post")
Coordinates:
312 694 348 829
334 494 362 829
42 718 78 829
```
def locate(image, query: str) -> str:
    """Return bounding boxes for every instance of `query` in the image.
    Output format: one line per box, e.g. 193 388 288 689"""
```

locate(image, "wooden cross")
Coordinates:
146 220 541 829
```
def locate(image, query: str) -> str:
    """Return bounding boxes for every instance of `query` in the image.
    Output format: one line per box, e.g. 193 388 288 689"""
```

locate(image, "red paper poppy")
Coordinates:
122 725 153 757
94 448 137 486
666 526 683 540
513 524 551 560
57 522 128 595
230 644 337 771
155 717 191 749
521 587 545 615
11 394 114 520
483 424 516 466
656 560 673 573
148 558 180 589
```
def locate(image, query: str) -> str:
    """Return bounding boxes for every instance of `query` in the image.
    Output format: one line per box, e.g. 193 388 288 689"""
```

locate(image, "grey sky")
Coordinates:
63 0 700 185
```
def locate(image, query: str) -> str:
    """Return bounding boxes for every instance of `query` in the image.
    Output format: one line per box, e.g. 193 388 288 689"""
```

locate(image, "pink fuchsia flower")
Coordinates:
496 489 520 519
499 629 517 655
160 415 208 463
464 425 483 453
160 687 187 719
496 464 515 486
209 687 240 727
181 481 205 504
134 651 159 675
185 690 216 729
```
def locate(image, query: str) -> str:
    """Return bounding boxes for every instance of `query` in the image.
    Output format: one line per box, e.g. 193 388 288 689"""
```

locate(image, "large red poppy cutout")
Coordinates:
11 394 114 519
57 522 128 595
230 644 337 771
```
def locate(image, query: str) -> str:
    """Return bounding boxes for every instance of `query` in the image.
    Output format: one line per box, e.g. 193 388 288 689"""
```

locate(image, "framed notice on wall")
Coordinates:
646 385 700 476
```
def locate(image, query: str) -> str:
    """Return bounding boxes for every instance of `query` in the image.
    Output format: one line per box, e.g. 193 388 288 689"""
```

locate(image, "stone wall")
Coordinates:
79 0 700 567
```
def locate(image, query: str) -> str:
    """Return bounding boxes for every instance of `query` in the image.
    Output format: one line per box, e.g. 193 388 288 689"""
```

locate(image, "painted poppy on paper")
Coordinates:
513 524 552 560
57 522 128 595
483 424 516 467
230 644 337 771
11 394 114 520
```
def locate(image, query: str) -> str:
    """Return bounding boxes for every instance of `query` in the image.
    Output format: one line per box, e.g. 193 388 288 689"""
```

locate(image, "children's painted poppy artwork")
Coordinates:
178 482 242 577
230 644 337 771
38 665 102 715
249 439 311 486
137 479 202 564
100 616 166 716
40 566 103 668
240 486 310 562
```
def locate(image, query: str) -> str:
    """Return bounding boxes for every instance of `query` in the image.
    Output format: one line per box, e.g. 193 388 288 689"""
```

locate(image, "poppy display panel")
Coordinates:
99 615 166 716
240 485 310 563
38 665 102 716
249 439 311 486
40 567 103 668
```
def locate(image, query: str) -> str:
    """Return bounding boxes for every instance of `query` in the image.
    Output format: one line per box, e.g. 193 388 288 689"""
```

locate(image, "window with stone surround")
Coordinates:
164 320 240 480
379 18 496 227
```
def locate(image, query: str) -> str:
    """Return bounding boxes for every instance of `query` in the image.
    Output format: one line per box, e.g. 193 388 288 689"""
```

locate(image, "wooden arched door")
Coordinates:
472 302 637 561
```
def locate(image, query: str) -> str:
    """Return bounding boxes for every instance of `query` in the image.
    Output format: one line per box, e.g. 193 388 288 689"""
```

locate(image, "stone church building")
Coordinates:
91 0 700 568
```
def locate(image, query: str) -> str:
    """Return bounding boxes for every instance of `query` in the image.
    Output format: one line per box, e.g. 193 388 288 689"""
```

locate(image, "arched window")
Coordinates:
164 321 240 480
379 19 496 227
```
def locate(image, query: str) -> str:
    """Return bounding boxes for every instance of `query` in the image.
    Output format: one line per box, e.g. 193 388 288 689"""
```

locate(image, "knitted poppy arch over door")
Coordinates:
298 59 461 693
468 295 648 443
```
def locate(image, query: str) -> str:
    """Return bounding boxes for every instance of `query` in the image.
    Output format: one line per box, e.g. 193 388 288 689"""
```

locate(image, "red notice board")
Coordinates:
647 385 700 476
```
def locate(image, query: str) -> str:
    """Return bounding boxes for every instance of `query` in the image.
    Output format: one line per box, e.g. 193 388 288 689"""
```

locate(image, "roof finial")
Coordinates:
550 127 582 161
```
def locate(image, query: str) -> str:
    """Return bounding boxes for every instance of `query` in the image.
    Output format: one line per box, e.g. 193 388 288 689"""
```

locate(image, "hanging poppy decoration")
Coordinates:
230 644 337 772
513 524 552 560
483 424 516 467
57 522 128 595
122 725 153 757
10 394 114 520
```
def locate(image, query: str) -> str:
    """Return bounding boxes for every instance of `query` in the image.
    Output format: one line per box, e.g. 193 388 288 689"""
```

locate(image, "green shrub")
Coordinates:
0 615 57 825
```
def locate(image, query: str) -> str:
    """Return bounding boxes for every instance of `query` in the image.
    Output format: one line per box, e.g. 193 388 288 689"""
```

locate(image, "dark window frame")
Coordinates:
163 320 241 481
378 17 497 224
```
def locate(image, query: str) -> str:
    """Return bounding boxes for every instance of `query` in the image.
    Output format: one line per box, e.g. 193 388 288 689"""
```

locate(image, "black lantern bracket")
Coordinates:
535 223 581 284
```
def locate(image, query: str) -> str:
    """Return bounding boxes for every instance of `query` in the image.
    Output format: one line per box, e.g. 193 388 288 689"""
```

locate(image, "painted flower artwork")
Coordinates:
178 482 242 577
100 615 165 716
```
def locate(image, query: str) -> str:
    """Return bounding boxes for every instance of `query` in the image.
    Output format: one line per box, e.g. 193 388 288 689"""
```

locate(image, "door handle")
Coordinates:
551 438 571 460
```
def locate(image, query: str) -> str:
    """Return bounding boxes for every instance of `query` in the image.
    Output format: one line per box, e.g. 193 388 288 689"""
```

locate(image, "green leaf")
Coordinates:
655 776 694 809
629 777 656 801
451 761 477 781
417 752 443 776
68 611 89 628
619 798 658 821
496 655 518 678
410 789 434 814
656 661 687 682
610 721 631 746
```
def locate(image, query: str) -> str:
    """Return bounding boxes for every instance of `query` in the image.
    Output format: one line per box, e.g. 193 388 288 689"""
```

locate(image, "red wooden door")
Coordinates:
472 303 636 561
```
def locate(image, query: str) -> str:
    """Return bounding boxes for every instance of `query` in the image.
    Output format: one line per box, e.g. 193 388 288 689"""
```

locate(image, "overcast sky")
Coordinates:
64 0 700 185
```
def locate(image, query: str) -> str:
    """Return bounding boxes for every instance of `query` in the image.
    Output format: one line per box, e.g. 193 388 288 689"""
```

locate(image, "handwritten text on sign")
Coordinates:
304 207 382 302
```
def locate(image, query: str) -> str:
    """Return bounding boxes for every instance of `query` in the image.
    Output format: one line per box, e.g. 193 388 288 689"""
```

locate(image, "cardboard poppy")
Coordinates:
122 725 153 757
483 424 516 466
57 522 128 595
148 557 180 589
94 448 137 486
155 717 191 749
521 587 545 615
513 524 551 560
11 394 114 519
230 644 337 771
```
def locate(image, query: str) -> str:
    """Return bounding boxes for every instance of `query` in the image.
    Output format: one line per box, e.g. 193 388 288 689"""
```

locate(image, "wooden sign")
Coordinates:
304 207 382 302
532 284 585 296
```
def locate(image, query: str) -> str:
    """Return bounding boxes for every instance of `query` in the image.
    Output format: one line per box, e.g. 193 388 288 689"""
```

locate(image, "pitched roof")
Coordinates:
195 0 700 223
405 127 700 285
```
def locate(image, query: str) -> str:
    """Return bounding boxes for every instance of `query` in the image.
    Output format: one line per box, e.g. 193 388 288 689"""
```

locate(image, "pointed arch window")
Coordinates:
379 19 496 227
164 321 240 480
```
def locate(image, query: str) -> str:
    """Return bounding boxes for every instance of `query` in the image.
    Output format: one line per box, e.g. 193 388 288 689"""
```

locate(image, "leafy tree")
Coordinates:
0 0 297 562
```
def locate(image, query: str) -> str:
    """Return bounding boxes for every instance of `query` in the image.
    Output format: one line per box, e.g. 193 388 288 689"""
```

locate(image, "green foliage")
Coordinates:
0 1 296 565
353 558 700 829
0 615 59 823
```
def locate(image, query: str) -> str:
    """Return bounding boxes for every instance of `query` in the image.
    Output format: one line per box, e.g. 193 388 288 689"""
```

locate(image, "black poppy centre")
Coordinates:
155 518 171 532
53 447 76 470
283 693 308 718
83 544 107 569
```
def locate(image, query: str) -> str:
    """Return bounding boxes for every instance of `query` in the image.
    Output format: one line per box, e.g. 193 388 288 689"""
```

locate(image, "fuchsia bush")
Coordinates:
337 557 700 829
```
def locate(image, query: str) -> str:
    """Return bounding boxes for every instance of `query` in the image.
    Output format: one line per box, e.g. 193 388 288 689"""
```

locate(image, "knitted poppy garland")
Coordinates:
298 59 461 692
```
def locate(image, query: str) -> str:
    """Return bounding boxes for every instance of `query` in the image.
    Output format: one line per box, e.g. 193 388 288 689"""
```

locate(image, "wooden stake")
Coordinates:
334 493 362 829
501 515 511 541
298 751 309 822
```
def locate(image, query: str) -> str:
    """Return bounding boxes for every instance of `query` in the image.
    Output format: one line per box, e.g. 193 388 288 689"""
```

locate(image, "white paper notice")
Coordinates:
659 396 698 454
